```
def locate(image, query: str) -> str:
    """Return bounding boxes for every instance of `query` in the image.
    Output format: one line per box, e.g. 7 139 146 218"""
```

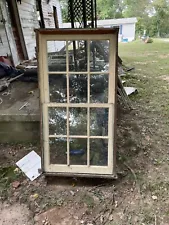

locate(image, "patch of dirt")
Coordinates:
0 203 32 225
1 41 169 224
159 54 169 59
34 205 87 225
161 75 169 82
0 143 40 167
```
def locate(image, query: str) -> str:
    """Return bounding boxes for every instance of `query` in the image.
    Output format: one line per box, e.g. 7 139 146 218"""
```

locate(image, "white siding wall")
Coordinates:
122 23 136 41
42 0 63 53
17 0 39 59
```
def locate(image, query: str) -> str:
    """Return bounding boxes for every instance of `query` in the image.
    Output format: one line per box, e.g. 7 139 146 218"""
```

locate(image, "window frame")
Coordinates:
36 28 118 178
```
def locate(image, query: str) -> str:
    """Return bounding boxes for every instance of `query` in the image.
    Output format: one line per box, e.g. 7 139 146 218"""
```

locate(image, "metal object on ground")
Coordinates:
19 102 29 110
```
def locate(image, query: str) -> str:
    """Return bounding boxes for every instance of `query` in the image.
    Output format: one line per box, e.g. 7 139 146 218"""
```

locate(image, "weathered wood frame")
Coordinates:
36 28 118 178
0 0 20 65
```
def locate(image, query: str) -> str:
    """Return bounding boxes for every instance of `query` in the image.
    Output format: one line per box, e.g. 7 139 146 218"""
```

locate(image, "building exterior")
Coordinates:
62 17 137 42
96 18 137 42
0 0 62 66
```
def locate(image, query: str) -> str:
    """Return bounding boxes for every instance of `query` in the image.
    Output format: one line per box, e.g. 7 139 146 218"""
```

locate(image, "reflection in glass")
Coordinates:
69 138 87 165
50 138 67 164
49 107 67 135
90 74 108 103
69 74 87 103
90 108 108 136
69 40 87 71
47 41 67 71
90 139 108 166
49 74 67 102
69 108 87 135
90 40 109 72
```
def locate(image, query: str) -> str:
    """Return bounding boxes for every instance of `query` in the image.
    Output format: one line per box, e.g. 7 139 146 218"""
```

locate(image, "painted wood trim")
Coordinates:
36 28 119 35
38 29 118 177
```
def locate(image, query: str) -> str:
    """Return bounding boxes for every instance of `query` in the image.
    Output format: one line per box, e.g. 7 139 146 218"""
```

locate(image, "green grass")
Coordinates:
119 39 169 124
114 39 169 224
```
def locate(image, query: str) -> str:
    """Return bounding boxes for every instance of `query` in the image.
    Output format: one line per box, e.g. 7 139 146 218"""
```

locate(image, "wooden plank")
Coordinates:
18 0 35 5
45 172 117 179
18 10 36 18
36 28 119 35
0 0 20 65
17 0 38 60
18 3 35 12
21 22 39 28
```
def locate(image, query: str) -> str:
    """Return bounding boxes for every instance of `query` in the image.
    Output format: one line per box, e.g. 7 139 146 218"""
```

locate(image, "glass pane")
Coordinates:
90 108 108 136
50 138 67 164
69 40 87 71
90 40 109 72
47 41 67 72
69 108 87 135
69 74 87 103
69 138 87 165
90 139 108 166
49 107 67 135
90 74 108 103
49 74 67 102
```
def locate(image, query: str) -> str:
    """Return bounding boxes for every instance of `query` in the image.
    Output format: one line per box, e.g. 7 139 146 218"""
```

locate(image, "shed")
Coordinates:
0 0 62 66
62 17 138 42
96 18 138 42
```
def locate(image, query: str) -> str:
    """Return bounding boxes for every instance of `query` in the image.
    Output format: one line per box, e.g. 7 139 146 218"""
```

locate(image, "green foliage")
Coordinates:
97 0 124 19
60 0 69 22
60 0 169 37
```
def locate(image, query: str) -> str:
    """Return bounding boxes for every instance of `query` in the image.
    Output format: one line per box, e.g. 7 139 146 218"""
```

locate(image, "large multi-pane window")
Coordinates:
37 29 118 177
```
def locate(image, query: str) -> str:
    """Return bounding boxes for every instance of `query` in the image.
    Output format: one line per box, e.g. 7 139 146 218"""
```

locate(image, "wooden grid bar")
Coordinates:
48 71 109 75
87 40 90 166
49 135 109 139
66 41 70 166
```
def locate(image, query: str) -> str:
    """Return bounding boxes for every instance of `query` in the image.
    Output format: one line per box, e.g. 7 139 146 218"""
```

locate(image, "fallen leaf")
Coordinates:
100 215 104 223
14 168 19 173
115 200 118 207
70 190 75 196
109 214 113 221
30 193 39 201
28 91 34 94
145 135 150 141
12 181 20 189
73 216 78 220
152 195 158 200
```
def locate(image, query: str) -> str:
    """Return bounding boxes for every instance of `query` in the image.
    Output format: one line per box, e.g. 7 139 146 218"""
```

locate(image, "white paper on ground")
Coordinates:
16 151 42 181
124 87 137 96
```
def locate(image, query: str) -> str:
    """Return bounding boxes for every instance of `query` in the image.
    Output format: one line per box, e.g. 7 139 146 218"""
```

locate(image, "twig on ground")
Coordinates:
124 162 141 194
102 196 115 225
93 194 115 224
88 182 114 192
124 162 137 182
155 215 157 225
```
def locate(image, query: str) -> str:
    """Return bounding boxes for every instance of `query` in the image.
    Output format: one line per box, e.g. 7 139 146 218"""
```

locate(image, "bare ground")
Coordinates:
0 39 169 225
